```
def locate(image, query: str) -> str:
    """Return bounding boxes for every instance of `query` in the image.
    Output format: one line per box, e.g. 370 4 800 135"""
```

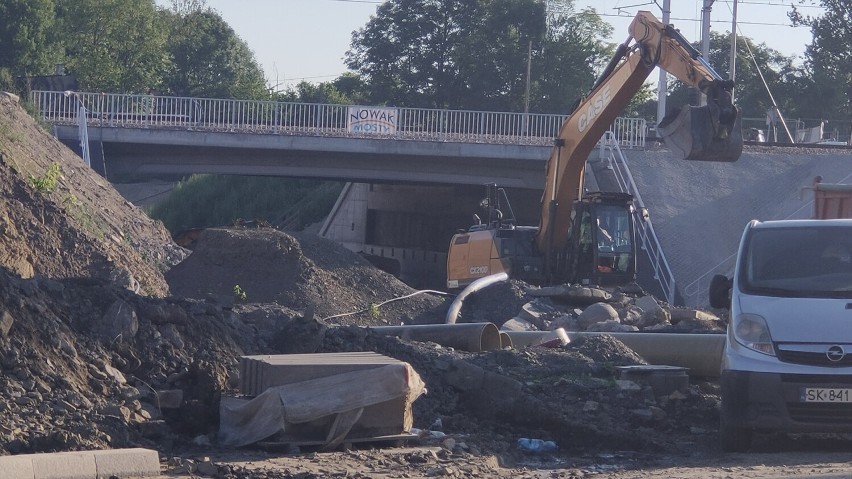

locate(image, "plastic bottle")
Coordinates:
516 437 558 454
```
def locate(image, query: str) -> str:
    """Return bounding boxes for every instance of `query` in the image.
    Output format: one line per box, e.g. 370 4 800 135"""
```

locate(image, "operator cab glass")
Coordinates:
594 204 634 280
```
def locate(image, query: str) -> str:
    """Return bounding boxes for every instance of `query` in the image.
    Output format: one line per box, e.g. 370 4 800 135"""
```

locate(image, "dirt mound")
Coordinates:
165 227 447 325
0 93 184 296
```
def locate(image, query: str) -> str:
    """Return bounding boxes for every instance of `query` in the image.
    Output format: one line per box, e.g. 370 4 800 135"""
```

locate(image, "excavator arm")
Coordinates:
535 10 742 263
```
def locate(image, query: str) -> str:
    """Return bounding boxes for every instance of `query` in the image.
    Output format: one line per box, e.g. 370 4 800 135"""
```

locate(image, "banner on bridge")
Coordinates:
347 106 398 135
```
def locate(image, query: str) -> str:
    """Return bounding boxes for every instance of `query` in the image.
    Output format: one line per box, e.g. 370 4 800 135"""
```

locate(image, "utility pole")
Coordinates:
523 39 532 134
656 0 671 127
700 0 715 106
729 0 738 100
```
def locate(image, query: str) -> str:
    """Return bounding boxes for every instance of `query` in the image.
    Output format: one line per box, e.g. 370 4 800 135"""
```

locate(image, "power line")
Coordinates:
596 12 807 27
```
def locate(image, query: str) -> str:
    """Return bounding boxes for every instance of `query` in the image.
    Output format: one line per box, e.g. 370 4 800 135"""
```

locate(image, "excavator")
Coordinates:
446 11 743 290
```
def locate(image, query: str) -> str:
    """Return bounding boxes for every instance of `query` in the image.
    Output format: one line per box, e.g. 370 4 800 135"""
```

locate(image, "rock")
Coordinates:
0 311 13 337
586 320 638 332
500 316 538 332
103 364 127 384
577 302 619 329
518 300 559 329
102 405 132 423
442 437 456 451
196 458 218 476
97 299 139 342
583 400 599 412
109 268 140 293
526 284 612 304
58 336 77 358
670 308 719 322
620 306 643 327
635 295 670 327
159 323 185 348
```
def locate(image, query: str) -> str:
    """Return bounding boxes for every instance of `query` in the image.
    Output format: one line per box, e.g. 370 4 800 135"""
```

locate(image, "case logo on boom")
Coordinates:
577 85 612 133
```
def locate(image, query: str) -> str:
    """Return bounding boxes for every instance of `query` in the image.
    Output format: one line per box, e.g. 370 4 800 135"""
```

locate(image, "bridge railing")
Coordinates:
32 90 646 148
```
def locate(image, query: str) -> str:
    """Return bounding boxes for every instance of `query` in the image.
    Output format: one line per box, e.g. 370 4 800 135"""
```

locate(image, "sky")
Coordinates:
190 0 822 90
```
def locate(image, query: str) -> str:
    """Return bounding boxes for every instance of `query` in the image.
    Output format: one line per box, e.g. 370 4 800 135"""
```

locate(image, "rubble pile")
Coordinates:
0 91 723 473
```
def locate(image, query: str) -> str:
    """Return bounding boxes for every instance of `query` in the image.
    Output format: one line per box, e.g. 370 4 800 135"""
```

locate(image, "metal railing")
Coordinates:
32 90 647 148
599 132 676 304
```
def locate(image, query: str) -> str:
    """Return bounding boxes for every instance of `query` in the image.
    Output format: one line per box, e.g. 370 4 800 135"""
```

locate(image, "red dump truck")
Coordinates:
812 176 852 219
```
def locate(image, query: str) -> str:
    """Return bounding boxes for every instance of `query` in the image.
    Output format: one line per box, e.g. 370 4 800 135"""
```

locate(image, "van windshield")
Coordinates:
741 226 852 298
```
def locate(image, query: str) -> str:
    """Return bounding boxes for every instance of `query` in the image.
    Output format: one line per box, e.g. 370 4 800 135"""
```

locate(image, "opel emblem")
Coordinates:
826 345 846 362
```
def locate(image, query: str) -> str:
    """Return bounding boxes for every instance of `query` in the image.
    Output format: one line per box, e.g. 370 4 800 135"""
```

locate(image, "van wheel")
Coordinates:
720 419 752 452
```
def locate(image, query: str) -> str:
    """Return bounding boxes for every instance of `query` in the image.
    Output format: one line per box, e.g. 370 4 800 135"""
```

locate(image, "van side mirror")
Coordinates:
709 274 733 309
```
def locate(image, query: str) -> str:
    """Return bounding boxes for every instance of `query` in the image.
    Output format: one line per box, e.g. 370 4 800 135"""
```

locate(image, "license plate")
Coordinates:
802 388 852 403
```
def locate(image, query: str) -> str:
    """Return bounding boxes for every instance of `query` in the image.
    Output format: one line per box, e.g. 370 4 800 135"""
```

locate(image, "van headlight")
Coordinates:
733 313 775 356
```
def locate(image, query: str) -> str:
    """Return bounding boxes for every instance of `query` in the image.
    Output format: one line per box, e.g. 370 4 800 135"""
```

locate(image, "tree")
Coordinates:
664 32 797 125
789 0 852 121
531 6 613 114
0 0 59 78
454 0 547 111
274 73 371 105
345 0 611 112
56 0 170 92
160 6 268 99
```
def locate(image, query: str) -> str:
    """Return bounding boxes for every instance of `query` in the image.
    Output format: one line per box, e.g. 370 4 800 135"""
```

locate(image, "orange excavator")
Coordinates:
446 11 743 290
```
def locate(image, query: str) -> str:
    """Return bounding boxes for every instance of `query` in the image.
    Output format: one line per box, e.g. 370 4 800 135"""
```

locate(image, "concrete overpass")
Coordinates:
53 124 553 188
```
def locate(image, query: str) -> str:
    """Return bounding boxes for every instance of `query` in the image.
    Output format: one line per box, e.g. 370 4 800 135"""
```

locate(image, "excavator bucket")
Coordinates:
658 103 743 162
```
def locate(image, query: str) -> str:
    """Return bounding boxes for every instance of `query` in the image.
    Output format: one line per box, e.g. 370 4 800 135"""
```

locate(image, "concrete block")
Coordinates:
93 448 160 477
31 451 96 479
0 454 34 479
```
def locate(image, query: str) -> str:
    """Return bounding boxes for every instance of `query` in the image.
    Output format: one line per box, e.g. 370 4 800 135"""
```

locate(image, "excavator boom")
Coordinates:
535 10 742 261
446 11 742 290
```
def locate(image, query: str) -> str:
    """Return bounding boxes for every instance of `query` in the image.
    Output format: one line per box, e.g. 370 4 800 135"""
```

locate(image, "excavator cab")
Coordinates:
561 192 637 286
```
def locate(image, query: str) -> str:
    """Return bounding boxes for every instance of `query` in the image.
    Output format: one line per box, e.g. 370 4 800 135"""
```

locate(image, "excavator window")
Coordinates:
595 205 633 275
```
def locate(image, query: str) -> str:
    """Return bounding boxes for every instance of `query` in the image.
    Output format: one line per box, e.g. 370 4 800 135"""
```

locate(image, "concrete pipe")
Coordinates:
370 322 503 352
504 331 725 377
499 332 513 349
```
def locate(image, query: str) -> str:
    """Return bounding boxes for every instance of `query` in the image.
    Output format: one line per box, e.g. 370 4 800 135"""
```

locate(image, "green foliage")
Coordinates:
56 0 171 92
273 73 374 106
0 0 59 77
160 7 268 99
0 68 17 94
664 32 799 121
233 284 247 301
789 0 852 122
62 192 106 240
345 0 611 112
28 162 61 194
368 303 380 320
148 175 343 232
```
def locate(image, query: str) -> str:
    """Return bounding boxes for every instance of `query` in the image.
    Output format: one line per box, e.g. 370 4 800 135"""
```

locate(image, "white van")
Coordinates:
710 219 852 452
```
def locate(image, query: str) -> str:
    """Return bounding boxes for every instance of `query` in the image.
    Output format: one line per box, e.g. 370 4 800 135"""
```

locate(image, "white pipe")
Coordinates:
445 272 509 324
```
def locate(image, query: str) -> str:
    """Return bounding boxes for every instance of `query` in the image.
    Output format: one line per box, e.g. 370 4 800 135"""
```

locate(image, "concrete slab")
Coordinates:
93 448 160 477
31 452 96 479
0 448 160 479
0 454 34 479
